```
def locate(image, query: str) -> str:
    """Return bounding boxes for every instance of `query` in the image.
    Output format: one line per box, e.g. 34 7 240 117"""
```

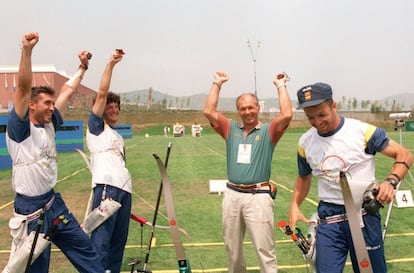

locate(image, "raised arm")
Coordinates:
15 32 39 119
271 72 293 132
92 51 123 117
55 50 90 117
203 71 229 127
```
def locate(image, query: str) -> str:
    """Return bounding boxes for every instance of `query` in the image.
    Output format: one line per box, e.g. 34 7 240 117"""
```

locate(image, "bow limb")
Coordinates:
75 149 92 173
131 194 192 239
145 221 191 238
148 223 191 239
76 148 193 239
153 153 192 273
75 149 94 220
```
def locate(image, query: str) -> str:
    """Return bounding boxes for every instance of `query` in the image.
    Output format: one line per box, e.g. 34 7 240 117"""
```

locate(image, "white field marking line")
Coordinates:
2 234 414 254
106 137 185 232
125 135 151 150
1 138 414 270
0 166 89 210
131 188 170 223
126 136 169 221
74 137 414 271
117 256 414 273
130 191 191 239
191 137 226 157
0 136 147 211
270 179 319 207
128 257 414 273
193 137 319 206
126 239 293 249
0 240 289 254
0 201 13 210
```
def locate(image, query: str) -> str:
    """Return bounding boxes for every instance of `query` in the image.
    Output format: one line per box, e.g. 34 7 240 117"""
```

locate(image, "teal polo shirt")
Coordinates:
226 120 275 184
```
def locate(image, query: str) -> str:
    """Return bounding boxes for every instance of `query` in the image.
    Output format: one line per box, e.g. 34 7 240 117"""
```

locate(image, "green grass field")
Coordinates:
0 128 413 273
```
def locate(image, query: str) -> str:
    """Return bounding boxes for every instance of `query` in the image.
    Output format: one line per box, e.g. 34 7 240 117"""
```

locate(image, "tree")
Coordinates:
352 97 358 111
347 98 352 111
370 100 384 113
342 96 347 106
361 100 370 110
384 99 389 109
337 102 343 111
147 87 153 109
391 99 397 112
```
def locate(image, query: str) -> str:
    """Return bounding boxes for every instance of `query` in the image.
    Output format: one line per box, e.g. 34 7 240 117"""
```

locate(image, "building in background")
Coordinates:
0 65 96 113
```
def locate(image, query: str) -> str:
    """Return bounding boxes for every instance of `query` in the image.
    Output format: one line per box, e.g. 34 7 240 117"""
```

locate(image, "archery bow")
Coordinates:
134 142 173 273
153 153 192 273
339 171 373 273
75 148 190 238
74 148 94 220
130 214 190 238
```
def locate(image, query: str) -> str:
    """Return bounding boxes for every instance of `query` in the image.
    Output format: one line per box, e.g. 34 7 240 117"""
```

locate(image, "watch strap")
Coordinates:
385 177 398 190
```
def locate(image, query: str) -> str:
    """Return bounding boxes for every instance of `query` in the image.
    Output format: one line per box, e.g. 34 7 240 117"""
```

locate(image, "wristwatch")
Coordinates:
385 177 398 190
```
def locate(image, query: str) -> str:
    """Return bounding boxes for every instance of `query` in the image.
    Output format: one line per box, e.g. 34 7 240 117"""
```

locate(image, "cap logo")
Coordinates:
302 86 312 102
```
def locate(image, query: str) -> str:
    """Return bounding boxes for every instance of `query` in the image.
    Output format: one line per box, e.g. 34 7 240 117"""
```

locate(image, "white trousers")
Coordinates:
222 188 277 273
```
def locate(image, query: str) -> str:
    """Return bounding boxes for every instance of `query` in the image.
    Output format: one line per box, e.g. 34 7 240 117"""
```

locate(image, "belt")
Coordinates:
227 181 270 190
25 195 55 222
319 209 367 224
319 213 347 224
226 182 270 194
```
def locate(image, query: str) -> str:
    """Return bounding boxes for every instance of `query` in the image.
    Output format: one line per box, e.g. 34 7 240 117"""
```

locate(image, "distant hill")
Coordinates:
120 89 414 112
379 92 414 110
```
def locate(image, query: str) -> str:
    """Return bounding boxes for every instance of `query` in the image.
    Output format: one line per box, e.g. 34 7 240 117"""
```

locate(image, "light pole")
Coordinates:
246 39 261 97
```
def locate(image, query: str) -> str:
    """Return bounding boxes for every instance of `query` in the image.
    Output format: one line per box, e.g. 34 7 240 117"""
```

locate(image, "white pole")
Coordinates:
246 39 261 97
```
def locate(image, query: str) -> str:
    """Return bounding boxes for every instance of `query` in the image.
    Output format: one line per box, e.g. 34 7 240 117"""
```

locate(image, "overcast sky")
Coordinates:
1 0 413 101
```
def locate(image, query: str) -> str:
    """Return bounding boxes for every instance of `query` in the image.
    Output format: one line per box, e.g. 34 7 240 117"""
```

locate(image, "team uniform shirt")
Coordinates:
213 113 284 184
86 112 131 193
6 108 62 196
297 117 389 208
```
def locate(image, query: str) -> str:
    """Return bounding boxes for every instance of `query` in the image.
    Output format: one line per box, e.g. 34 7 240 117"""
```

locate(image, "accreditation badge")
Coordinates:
237 144 251 164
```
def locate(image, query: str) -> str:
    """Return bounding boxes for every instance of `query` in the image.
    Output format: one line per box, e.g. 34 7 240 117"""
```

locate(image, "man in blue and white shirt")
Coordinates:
289 82 413 273
86 51 132 273
6 32 103 273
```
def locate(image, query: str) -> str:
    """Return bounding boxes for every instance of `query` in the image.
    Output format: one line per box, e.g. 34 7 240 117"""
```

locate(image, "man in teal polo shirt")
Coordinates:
204 71 293 273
